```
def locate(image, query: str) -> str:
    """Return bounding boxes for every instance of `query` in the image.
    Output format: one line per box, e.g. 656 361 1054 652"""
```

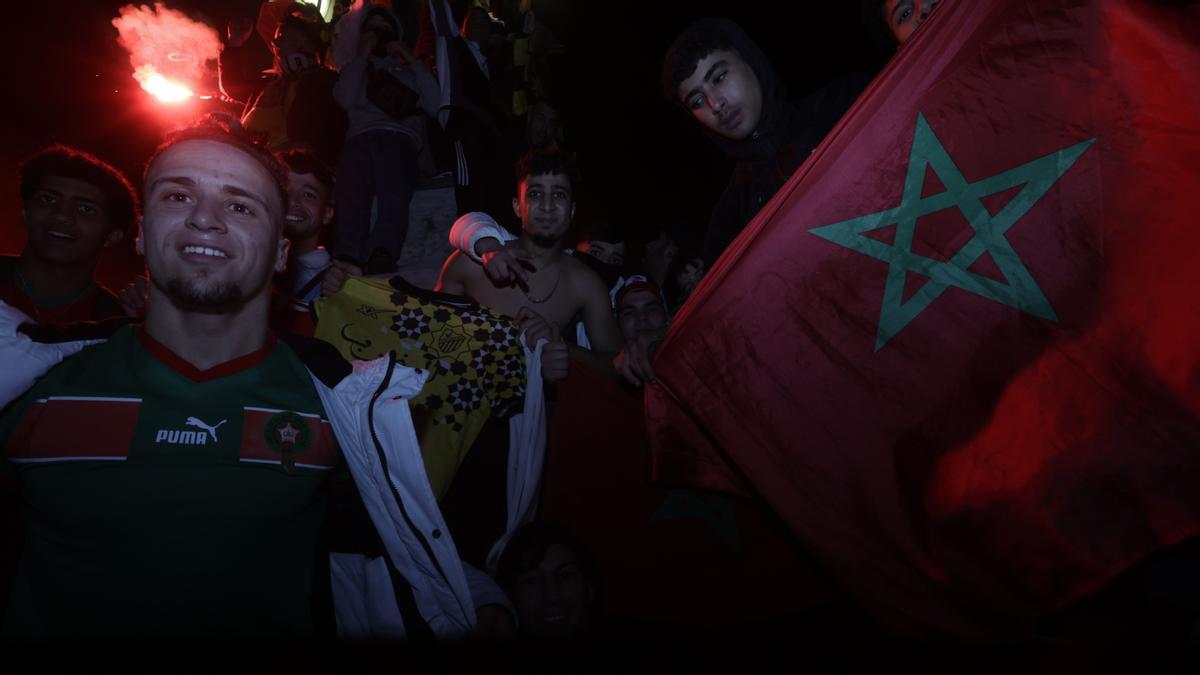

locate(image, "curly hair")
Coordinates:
19 145 139 234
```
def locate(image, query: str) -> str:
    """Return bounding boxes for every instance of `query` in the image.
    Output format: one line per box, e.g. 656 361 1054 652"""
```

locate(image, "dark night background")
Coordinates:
3 1 890 288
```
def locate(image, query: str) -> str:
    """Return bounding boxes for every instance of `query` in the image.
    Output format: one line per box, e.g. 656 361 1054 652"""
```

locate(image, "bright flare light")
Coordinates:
133 64 193 104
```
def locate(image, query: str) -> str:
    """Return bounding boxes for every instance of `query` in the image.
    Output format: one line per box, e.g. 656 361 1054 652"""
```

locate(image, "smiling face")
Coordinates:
678 49 763 141
513 172 575 247
139 139 287 312
511 543 594 639
22 175 122 267
616 287 667 342
284 170 333 247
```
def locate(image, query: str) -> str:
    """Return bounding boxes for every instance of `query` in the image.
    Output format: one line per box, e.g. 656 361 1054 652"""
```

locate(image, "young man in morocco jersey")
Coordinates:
0 115 510 639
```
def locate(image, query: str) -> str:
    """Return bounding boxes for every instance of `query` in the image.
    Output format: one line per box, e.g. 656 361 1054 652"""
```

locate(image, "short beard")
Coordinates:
164 277 246 313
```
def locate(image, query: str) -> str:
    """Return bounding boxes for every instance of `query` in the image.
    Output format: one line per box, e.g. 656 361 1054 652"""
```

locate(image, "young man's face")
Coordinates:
884 0 942 45
139 139 287 312
617 287 667 343
513 172 575 246
284 171 333 244
511 543 594 639
22 175 122 267
678 49 763 141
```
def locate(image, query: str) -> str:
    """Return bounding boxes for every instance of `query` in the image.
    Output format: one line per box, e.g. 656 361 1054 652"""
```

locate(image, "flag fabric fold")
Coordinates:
646 0 1200 636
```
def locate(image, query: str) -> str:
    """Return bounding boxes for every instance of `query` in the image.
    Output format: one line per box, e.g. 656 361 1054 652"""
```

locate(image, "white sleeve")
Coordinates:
0 301 101 408
487 338 547 571
449 212 518 263
462 561 516 624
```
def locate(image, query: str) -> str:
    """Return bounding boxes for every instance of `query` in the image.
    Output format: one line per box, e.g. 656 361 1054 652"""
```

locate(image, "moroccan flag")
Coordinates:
645 0 1200 636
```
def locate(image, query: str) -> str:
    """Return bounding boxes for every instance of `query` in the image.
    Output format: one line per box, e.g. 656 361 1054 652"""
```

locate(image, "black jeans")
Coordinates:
334 129 420 266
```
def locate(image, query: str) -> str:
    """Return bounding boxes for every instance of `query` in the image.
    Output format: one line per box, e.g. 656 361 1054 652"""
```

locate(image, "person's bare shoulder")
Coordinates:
562 253 622 353
437 249 480 293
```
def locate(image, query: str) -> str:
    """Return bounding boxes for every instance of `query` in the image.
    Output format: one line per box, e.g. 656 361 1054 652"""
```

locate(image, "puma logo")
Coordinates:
185 416 227 442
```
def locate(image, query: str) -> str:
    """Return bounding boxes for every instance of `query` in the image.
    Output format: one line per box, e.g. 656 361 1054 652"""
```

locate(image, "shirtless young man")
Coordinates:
436 150 622 382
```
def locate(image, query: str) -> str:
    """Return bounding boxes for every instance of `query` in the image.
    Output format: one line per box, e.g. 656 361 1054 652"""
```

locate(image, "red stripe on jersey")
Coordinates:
239 408 336 470
6 397 141 462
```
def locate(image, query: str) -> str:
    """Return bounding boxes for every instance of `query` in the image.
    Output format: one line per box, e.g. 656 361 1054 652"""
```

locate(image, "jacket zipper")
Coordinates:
366 352 471 620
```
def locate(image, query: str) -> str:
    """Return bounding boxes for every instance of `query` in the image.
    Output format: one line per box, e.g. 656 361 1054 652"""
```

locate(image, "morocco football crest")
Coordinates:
264 411 311 474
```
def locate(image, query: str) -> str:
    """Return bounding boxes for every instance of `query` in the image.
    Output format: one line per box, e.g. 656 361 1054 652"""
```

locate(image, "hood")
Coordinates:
362 5 402 35
332 3 405 69
673 18 795 162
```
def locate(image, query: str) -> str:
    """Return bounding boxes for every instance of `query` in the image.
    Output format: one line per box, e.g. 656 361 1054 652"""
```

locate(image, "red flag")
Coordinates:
646 0 1200 636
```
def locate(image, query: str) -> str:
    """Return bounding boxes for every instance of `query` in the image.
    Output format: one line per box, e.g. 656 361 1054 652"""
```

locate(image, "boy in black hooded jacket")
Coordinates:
661 18 871 268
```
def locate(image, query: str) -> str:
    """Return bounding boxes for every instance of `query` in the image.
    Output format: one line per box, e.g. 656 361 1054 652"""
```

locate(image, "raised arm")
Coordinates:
391 41 442 118
449 212 518 262
448 213 527 287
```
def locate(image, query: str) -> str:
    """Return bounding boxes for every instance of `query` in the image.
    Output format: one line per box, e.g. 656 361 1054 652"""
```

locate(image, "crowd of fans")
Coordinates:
10 0 1104 652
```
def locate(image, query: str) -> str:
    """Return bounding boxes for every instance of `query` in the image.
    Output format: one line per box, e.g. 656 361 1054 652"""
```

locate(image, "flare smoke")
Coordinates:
113 3 221 103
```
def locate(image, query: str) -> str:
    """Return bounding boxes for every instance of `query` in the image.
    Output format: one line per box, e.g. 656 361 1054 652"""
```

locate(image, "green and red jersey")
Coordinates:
0 325 339 637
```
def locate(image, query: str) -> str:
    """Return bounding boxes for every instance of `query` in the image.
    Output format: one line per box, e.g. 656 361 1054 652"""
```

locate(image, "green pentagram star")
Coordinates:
809 113 1094 350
